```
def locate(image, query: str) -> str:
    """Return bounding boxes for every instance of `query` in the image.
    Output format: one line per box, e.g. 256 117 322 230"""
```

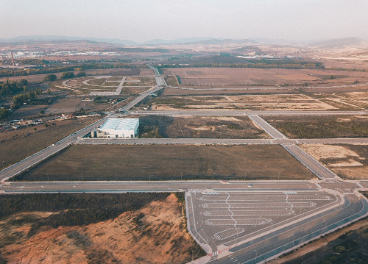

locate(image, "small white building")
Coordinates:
92 118 139 138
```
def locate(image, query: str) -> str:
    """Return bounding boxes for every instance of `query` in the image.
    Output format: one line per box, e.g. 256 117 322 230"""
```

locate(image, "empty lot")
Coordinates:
138 115 269 139
0 117 99 170
301 144 368 180
265 115 368 138
163 67 368 88
14 145 313 181
149 94 336 111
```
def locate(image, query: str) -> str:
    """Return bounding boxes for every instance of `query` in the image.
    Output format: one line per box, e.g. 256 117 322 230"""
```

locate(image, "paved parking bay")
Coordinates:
186 190 341 260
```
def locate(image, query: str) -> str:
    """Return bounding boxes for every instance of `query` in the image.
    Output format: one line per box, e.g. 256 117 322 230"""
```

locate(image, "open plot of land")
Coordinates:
163 67 368 88
138 115 269 139
265 115 368 138
44 96 110 115
301 144 368 180
0 193 204 264
148 94 336 111
57 75 154 96
162 87 294 96
0 117 99 170
272 194 368 264
13 144 313 181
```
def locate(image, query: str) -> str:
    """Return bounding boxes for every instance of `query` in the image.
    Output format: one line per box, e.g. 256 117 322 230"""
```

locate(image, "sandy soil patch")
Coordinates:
328 159 363 167
301 144 362 160
0 194 201 264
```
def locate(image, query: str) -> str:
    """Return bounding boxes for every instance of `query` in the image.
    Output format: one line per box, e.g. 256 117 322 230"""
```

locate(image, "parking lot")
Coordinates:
186 190 340 253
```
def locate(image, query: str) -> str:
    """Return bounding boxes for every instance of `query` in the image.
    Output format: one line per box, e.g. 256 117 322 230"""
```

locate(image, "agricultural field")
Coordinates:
301 144 368 180
138 115 269 139
0 117 99 170
265 115 368 138
0 193 204 264
163 67 368 88
148 94 337 111
13 144 313 181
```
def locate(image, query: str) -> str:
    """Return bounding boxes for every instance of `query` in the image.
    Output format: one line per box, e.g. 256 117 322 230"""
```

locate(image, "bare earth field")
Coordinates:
13 144 313 181
138 115 270 139
45 96 112 115
162 87 294 96
163 67 368 88
0 193 204 264
0 117 99 170
265 115 368 138
301 144 368 180
149 94 336 111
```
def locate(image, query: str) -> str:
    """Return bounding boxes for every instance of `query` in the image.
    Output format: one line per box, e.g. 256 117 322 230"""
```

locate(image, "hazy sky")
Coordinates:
2 0 368 42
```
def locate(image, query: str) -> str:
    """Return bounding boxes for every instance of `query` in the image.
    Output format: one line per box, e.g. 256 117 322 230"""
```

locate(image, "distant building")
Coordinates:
92 118 139 138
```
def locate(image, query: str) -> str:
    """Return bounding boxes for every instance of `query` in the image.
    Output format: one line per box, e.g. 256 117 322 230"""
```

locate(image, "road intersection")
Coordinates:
1 67 368 263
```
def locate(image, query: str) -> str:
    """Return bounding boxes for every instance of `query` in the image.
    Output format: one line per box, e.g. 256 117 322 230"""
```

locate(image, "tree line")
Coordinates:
0 63 144 78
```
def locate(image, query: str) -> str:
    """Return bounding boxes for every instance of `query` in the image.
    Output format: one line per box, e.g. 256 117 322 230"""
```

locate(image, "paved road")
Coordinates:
134 110 368 117
76 137 368 145
248 115 286 139
283 144 338 179
0 180 319 193
0 117 108 183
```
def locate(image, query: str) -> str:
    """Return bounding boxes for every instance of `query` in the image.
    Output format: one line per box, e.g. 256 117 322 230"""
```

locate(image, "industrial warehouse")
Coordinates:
91 118 139 138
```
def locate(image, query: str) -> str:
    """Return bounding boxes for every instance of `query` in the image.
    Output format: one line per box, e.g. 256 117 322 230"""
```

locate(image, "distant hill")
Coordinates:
311 37 366 48
0 35 137 46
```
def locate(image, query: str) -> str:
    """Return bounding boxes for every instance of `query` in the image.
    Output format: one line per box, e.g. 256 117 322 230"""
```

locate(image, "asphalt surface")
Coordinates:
134 110 368 116
0 180 319 193
282 144 338 179
0 117 108 183
76 137 368 145
248 115 287 139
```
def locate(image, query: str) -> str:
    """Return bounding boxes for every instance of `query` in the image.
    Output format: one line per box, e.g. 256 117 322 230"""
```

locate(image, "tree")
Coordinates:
61 72 75 79
76 71 86 77
43 74 57 82
0 108 10 120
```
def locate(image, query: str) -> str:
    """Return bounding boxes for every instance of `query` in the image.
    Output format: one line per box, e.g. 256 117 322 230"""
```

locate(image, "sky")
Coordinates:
1 0 368 42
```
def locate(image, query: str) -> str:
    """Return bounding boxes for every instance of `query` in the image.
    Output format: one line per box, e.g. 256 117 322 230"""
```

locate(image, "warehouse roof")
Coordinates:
100 118 139 131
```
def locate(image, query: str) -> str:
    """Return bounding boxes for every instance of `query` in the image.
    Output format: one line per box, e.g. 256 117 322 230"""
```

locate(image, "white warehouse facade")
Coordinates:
92 118 139 138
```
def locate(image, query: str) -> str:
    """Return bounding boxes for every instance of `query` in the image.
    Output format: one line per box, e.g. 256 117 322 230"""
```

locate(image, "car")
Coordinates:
248 184 252 187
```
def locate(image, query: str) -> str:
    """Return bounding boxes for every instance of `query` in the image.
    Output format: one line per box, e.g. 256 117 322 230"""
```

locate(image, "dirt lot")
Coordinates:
0 117 99 170
45 96 113 115
0 193 204 264
138 115 269 139
265 115 368 138
162 87 294 96
149 94 336 111
270 207 368 264
301 144 368 179
14 145 313 181
163 67 368 88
